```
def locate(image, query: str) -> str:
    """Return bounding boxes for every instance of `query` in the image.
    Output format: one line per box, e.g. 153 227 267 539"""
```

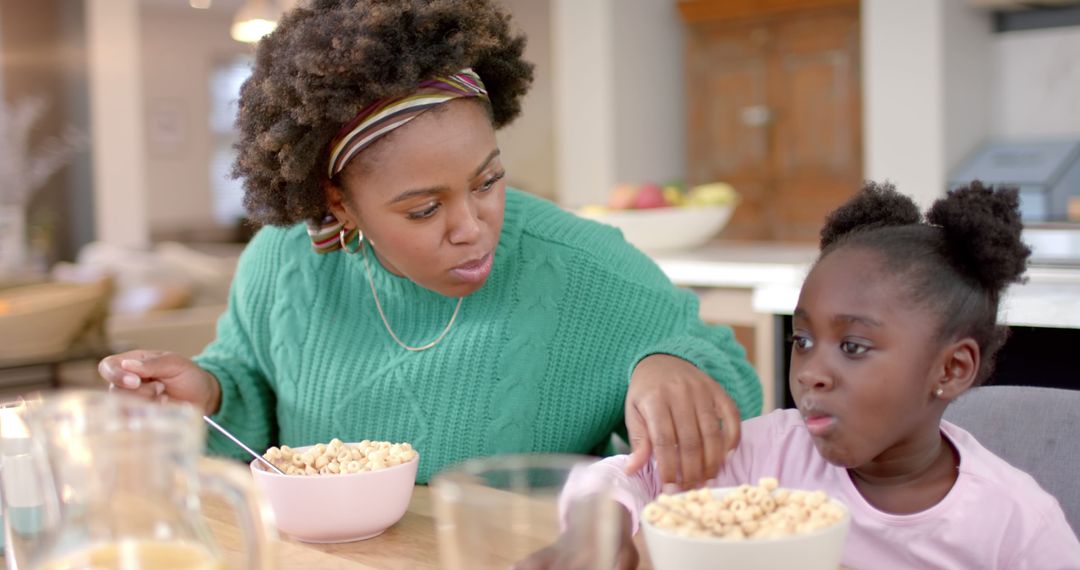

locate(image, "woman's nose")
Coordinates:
447 199 482 245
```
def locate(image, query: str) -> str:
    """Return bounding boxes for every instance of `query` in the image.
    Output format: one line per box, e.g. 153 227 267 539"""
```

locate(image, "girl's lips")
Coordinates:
450 252 493 284
804 414 837 437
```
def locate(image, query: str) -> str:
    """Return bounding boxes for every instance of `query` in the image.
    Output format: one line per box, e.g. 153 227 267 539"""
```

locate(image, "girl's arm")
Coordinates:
560 454 662 534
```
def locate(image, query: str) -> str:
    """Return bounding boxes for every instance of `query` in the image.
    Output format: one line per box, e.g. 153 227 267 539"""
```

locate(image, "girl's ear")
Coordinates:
324 179 354 228
935 338 980 400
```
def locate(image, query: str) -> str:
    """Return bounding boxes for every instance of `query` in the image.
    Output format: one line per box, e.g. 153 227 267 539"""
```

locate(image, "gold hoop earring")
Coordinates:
339 227 364 254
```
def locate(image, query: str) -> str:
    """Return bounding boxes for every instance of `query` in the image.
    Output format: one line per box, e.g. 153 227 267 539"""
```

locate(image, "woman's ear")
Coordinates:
324 179 354 227
935 338 980 400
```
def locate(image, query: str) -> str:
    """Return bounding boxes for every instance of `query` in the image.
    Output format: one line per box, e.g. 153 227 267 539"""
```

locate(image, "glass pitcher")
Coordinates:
5 390 277 570
430 454 621 570
0 397 41 558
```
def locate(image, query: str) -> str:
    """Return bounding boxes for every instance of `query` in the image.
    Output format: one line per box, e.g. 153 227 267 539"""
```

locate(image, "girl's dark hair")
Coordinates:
233 0 534 226
819 181 1031 385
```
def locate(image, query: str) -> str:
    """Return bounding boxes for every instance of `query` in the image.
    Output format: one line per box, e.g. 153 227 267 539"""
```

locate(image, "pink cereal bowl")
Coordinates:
249 444 419 543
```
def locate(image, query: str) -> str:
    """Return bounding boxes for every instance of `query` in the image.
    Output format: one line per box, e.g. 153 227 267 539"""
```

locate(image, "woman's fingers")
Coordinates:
694 382 726 484
636 395 680 486
711 385 742 453
623 403 653 476
105 351 215 412
626 354 744 488
98 350 201 409
119 352 191 384
108 379 164 401
668 389 705 488
132 380 166 399
98 350 166 388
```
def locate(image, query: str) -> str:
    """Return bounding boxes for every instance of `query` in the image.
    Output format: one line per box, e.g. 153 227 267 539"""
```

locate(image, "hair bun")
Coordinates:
926 181 1030 294
820 181 921 249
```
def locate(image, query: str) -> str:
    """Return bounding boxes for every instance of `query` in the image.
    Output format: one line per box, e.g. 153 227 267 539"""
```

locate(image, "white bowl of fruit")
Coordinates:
576 182 738 253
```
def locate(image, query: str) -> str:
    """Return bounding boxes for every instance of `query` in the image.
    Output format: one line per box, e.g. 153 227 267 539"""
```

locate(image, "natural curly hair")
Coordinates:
818 180 1031 385
233 0 534 226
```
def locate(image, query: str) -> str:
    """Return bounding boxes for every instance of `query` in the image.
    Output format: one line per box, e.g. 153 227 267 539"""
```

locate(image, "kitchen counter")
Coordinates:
654 240 1080 330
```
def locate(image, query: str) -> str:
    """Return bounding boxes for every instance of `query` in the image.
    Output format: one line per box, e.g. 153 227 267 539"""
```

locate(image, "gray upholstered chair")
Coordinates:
944 385 1080 536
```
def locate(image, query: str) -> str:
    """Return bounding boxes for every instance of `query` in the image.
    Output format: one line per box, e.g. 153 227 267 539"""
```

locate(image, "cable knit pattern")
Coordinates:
196 188 762 483
486 244 566 454
269 257 315 389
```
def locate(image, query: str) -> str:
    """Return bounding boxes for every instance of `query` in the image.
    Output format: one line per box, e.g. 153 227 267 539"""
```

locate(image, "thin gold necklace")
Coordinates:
361 244 462 351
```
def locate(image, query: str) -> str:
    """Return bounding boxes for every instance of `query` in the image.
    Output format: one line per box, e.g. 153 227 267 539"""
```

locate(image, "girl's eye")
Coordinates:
840 341 868 356
406 203 440 220
477 171 505 193
790 334 813 351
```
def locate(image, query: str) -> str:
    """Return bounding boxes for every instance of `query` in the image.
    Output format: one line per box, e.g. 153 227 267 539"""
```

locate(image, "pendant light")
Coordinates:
231 0 279 44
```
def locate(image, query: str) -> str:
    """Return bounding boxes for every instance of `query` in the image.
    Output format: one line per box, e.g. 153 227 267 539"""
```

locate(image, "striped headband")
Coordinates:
327 68 489 179
308 68 489 253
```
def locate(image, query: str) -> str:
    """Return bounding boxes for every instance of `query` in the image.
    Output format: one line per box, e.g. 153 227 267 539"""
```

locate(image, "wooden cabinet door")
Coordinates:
685 5 861 241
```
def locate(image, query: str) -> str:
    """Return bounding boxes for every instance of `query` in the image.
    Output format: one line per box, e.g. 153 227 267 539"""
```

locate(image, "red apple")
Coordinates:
632 183 668 209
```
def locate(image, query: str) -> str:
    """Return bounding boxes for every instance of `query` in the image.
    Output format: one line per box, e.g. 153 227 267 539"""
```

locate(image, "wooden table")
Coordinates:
205 486 654 569
1 487 846 569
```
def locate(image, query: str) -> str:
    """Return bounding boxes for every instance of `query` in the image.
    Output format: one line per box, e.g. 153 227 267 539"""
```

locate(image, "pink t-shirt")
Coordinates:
565 409 1080 569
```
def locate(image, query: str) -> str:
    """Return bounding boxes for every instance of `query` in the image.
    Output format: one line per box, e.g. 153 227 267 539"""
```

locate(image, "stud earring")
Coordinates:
339 227 364 254
935 387 944 398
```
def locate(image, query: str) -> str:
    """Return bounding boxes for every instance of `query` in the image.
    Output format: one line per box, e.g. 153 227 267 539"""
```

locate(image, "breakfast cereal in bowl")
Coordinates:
262 438 417 476
641 478 850 570
250 438 419 543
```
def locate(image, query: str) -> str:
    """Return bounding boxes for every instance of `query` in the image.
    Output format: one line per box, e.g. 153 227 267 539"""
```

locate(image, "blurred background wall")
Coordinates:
1 0 1079 262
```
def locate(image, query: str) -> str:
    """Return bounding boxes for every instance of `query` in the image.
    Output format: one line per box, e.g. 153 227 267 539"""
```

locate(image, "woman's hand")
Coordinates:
624 354 741 489
513 505 638 570
98 349 221 415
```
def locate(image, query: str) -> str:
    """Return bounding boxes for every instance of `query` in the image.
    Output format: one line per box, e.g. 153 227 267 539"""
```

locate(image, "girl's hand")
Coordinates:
624 354 741 489
98 349 221 415
513 506 638 570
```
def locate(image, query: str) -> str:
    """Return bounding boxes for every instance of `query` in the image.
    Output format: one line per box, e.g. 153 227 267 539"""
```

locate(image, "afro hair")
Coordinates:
232 0 534 226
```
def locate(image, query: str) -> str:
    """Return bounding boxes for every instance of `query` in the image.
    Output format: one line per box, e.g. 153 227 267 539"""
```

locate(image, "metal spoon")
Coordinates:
202 415 287 475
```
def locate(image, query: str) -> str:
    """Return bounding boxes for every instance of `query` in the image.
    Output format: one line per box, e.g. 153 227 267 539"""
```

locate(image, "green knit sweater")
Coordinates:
196 189 761 483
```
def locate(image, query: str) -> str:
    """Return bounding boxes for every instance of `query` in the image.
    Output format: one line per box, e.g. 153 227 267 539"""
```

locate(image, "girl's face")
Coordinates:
789 247 949 471
329 99 506 298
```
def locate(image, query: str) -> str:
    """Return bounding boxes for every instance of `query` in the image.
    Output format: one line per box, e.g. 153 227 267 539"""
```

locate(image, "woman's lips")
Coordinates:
450 252 493 284
804 414 837 437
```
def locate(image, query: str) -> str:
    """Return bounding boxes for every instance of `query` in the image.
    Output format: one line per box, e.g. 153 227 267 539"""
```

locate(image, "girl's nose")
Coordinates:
795 369 833 391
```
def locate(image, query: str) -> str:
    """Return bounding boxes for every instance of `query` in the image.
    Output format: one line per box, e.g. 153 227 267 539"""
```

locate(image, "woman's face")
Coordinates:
789 247 947 472
330 99 506 298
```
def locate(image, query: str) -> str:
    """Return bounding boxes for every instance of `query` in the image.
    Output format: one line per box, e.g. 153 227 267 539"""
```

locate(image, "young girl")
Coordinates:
528 182 1080 569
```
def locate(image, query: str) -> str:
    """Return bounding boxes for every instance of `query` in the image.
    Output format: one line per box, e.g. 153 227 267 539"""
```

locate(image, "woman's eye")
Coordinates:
406 203 439 220
477 171 505 193
840 341 868 355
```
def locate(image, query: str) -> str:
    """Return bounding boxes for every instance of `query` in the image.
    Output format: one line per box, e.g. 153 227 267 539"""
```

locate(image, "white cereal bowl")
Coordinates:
249 444 419 543
641 487 851 570
576 205 735 253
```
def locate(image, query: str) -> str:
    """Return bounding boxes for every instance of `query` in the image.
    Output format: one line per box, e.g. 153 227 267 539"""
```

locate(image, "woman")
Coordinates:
98 0 761 484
